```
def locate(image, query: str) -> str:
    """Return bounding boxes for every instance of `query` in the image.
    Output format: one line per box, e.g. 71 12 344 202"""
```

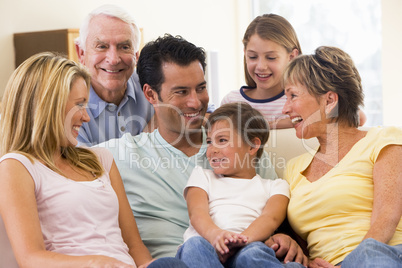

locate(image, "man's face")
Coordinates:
77 15 137 100
153 61 209 141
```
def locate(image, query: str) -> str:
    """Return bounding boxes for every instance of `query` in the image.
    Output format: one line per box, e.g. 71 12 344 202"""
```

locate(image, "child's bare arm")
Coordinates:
186 187 247 255
186 186 218 241
241 194 289 243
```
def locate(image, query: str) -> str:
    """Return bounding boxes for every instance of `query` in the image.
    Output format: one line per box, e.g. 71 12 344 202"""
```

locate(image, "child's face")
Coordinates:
245 34 294 93
206 120 255 179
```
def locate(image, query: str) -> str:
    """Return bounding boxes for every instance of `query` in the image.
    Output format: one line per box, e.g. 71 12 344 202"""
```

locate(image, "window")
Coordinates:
252 0 382 126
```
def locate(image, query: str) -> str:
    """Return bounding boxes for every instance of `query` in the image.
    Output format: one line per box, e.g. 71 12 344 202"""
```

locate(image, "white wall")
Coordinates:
382 0 402 126
1 0 401 125
0 0 252 103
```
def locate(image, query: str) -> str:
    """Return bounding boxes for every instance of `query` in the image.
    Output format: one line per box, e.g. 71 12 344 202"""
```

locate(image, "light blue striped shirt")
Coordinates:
78 72 154 146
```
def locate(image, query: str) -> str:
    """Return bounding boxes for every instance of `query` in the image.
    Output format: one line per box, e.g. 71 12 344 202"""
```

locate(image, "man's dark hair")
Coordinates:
137 34 207 96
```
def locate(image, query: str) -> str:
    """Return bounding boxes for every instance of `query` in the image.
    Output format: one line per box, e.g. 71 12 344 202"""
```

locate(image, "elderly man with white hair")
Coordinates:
75 4 153 146
75 5 214 146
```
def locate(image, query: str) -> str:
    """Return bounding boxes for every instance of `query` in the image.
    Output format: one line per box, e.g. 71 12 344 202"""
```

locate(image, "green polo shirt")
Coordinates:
97 128 277 258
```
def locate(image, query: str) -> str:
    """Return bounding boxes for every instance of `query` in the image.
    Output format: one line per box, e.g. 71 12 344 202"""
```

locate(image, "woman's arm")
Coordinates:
365 144 402 243
241 195 289 243
0 159 133 268
109 160 154 267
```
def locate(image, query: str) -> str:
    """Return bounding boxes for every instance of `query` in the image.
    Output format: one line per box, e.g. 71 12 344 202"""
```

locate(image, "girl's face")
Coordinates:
63 77 90 146
245 34 297 94
206 120 256 179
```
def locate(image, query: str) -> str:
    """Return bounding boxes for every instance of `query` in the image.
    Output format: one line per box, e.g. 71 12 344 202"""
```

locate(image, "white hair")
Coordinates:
75 4 141 52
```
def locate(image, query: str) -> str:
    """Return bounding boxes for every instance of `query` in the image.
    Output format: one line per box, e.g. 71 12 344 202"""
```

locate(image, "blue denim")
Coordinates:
148 257 189 268
341 238 402 268
176 236 283 267
283 262 305 268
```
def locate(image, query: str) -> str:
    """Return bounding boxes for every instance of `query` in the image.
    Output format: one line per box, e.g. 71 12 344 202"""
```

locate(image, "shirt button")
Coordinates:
107 104 116 112
120 126 126 132
118 112 121 116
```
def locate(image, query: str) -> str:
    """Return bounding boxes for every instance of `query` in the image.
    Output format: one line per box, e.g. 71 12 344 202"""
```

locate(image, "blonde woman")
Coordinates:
0 52 187 268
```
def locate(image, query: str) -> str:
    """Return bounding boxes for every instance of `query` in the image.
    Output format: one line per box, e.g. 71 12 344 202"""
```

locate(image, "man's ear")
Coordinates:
249 137 262 157
75 44 85 65
143 84 159 104
135 51 139 66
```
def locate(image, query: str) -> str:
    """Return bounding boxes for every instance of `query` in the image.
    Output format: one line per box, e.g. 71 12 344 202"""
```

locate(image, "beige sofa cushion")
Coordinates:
264 128 319 179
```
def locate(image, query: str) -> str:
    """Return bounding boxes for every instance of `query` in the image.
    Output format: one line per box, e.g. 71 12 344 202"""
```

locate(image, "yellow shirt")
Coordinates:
285 126 402 265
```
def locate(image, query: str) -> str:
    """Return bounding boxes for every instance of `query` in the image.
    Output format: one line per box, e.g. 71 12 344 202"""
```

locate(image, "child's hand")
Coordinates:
212 230 248 257
217 249 236 264
215 233 248 264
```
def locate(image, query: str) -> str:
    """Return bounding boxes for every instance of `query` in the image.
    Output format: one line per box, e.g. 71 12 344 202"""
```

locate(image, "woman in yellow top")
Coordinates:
281 46 402 267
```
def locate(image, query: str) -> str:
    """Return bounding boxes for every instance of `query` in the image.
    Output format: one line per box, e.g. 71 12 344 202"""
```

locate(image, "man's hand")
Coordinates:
265 233 308 267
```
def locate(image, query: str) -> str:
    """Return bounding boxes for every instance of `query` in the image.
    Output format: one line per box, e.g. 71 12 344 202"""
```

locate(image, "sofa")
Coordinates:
264 127 319 178
0 127 319 267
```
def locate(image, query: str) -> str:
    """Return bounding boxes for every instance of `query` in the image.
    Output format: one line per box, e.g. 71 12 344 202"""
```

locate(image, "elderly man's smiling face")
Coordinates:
77 15 137 102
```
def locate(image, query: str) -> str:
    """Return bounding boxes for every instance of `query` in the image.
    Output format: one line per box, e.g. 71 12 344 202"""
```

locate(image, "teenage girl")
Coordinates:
222 13 366 129
221 14 301 129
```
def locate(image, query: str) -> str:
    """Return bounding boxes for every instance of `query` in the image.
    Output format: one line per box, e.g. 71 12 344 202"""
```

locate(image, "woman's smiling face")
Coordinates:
282 82 327 139
63 77 90 147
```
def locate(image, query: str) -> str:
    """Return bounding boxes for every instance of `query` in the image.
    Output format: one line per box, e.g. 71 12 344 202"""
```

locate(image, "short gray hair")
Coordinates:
75 4 141 52
283 46 364 128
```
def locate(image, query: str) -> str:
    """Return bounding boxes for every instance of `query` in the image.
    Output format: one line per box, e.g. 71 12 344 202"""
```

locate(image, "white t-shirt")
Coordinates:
183 166 289 242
